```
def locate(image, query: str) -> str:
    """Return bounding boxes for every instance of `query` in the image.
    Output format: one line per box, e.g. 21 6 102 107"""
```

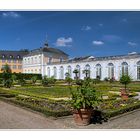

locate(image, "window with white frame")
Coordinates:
76 65 80 79
108 63 114 79
47 67 50 77
67 65 72 77
121 62 128 75
84 64 90 78
59 66 64 79
48 57 52 64
53 67 57 78
96 64 101 79
137 61 140 80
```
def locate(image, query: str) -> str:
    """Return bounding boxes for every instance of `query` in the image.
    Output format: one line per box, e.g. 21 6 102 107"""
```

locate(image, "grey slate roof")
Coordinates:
25 43 69 57
49 52 140 65
0 50 29 59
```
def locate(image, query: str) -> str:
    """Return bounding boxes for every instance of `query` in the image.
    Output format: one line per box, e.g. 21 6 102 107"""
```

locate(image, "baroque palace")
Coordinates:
0 50 28 73
22 42 140 81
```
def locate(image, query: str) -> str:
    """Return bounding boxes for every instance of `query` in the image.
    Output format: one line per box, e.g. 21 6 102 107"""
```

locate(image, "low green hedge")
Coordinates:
103 100 140 118
0 73 42 80
0 97 72 117
0 94 16 98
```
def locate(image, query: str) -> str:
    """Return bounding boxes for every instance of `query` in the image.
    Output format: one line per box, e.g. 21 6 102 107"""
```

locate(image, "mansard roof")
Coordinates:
0 50 29 59
25 43 68 57
49 52 140 65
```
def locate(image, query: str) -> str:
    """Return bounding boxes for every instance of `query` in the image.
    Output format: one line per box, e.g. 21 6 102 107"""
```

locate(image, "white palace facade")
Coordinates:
23 43 140 81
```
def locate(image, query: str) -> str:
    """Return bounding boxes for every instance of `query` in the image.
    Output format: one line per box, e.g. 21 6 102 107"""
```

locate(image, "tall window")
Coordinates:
48 57 52 64
47 67 50 77
53 67 57 79
121 62 128 75
59 66 64 79
108 63 114 79
84 64 90 78
67 65 72 77
60 57 63 63
76 65 81 79
137 61 140 80
96 64 101 79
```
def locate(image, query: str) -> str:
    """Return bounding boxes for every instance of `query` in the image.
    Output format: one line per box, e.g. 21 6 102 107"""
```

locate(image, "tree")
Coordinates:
73 69 79 79
17 73 26 86
83 69 90 78
12 74 17 83
120 74 132 91
65 72 73 85
1 64 13 88
42 76 56 86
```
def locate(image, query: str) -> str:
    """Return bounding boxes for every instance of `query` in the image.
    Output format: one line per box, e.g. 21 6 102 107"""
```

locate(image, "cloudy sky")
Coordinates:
0 11 140 58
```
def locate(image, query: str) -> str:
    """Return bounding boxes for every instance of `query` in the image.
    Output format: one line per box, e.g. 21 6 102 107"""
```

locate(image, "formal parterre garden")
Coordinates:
0 64 140 121
0 79 140 118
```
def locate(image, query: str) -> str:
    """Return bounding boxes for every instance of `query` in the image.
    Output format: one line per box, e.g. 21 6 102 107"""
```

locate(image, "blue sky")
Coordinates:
0 11 140 58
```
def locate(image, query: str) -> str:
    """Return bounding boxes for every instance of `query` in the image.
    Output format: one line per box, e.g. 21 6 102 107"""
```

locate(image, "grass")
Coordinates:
4 86 73 99
0 81 140 118
0 81 139 99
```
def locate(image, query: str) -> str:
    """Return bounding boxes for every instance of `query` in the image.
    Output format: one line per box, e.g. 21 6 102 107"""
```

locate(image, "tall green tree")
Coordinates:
1 64 13 88
120 74 132 91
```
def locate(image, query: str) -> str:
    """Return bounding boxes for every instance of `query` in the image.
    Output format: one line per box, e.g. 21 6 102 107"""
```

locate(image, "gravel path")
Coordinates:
1 100 140 129
0 101 67 129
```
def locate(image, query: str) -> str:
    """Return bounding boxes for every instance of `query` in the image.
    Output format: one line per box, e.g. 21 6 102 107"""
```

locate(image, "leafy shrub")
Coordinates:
120 75 132 90
104 77 109 82
0 73 42 80
42 76 56 86
65 77 73 85
17 73 26 86
1 64 13 88
11 74 17 83
70 79 102 109
31 76 37 84
75 79 83 86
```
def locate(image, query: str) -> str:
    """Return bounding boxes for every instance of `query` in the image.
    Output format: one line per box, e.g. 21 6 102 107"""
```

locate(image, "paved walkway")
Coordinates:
0 100 140 129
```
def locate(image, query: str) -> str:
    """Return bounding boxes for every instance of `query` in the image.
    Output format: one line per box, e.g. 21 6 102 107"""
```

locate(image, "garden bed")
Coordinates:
0 85 140 119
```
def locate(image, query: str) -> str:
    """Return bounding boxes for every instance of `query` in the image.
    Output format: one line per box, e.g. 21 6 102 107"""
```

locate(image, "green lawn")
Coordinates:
0 81 139 100
4 86 72 99
0 81 140 117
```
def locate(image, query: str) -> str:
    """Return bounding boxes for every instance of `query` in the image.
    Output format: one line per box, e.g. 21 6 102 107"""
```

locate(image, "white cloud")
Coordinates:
92 40 104 45
81 25 92 31
55 37 73 47
2 12 20 18
99 23 103 27
128 41 137 46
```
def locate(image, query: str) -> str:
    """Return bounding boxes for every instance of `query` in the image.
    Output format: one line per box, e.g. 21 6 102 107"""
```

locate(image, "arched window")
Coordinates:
108 63 114 79
137 61 140 80
67 65 72 77
59 66 64 79
76 65 81 79
96 64 101 79
47 67 50 77
53 67 57 79
84 64 90 78
121 62 128 75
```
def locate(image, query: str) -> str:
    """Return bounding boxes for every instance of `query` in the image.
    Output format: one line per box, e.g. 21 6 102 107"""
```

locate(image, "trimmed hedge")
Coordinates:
0 73 42 80
103 101 140 118
0 97 72 117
